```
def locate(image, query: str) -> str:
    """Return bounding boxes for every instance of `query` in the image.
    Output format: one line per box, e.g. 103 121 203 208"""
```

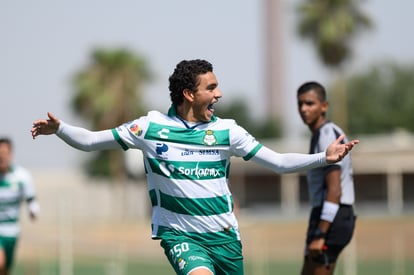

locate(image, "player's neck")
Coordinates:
309 117 327 133
176 104 199 123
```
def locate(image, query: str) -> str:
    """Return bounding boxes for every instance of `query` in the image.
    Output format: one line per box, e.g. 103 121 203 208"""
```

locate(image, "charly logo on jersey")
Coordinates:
203 130 217 146
129 123 143 136
157 128 170 139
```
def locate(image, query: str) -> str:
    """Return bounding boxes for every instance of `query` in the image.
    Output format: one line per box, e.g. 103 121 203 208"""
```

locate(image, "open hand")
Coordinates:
326 135 359 164
31 112 60 139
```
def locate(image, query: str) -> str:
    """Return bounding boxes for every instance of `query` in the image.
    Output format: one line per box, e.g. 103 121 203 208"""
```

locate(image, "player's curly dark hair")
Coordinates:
168 59 213 106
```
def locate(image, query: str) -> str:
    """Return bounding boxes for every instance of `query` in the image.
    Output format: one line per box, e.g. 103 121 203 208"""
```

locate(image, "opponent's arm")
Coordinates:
308 169 342 254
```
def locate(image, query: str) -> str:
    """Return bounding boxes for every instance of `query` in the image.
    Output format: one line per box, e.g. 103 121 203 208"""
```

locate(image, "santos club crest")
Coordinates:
203 130 217 146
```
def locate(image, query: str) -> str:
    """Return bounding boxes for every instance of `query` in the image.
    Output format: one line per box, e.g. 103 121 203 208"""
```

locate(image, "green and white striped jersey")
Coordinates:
0 165 36 237
112 106 262 245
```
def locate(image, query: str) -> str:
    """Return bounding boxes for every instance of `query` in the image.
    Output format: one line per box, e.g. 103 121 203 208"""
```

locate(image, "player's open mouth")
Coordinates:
208 104 214 112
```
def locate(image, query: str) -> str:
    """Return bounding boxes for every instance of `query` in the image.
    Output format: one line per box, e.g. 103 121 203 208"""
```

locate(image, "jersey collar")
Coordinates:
167 105 217 123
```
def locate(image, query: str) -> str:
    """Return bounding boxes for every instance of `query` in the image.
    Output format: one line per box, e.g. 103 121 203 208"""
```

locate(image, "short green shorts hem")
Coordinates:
161 234 244 275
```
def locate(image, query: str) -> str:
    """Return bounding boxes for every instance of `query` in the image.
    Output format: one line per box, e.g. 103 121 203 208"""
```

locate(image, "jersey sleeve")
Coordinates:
251 146 327 173
18 167 41 217
19 167 36 200
57 121 120 151
319 123 344 170
228 123 262 160
112 115 150 151
319 123 345 150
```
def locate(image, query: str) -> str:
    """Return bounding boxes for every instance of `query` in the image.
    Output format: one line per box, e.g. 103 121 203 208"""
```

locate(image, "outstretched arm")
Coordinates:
31 112 121 151
251 135 359 174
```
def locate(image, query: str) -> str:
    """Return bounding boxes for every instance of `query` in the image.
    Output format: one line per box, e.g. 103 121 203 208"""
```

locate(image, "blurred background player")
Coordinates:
297 82 356 275
0 137 40 275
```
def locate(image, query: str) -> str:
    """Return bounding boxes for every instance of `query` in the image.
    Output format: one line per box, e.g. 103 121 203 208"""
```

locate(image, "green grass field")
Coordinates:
13 258 414 275
16 215 414 275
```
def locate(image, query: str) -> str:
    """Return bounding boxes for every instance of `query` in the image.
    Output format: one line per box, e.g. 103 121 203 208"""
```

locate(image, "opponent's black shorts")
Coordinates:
305 204 356 264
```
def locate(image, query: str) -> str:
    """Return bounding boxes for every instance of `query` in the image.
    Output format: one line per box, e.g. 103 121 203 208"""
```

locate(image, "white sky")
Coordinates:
1 0 413 170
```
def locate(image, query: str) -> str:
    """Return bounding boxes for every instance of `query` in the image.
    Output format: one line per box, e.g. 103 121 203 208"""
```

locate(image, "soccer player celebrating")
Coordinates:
31 60 358 275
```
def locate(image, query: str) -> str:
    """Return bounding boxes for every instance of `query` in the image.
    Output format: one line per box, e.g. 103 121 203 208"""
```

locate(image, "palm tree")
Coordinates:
72 48 152 181
296 0 372 131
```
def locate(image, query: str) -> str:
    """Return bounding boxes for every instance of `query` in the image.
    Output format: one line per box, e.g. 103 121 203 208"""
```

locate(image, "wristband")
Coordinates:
313 227 327 239
320 201 339 222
